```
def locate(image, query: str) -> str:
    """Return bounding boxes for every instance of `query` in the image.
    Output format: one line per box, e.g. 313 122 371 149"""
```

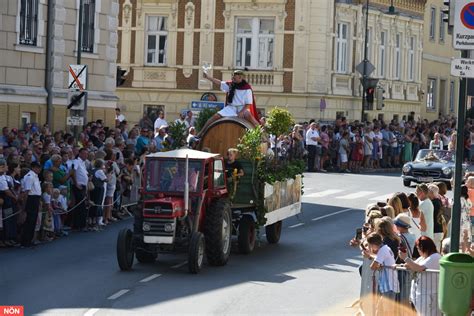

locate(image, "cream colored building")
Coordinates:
0 0 119 130
420 0 460 121
117 0 432 125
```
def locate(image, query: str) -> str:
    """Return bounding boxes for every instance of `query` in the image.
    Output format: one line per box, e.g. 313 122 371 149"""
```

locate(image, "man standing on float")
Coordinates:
202 69 259 129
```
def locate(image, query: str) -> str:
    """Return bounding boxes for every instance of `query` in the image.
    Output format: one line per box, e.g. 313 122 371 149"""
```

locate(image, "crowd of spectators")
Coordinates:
350 180 474 315
300 115 474 173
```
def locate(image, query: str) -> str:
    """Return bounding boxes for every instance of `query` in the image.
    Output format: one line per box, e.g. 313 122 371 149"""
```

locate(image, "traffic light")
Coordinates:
366 87 375 106
442 1 455 30
376 87 385 111
67 90 86 110
116 66 127 87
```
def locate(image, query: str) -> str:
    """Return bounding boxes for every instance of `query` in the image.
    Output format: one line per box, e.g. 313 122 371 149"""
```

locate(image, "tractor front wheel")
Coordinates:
188 232 205 274
238 216 256 254
117 228 134 271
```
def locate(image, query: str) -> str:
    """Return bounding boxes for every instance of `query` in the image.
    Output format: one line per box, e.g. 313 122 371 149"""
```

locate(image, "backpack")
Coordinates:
92 168 106 189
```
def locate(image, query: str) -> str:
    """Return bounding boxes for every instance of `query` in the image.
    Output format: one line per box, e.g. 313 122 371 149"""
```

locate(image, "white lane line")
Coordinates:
139 274 161 283
311 208 354 221
305 189 344 198
84 309 100 316
369 193 392 202
288 223 304 229
107 289 130 300
171 261 188 269
336 191 376 200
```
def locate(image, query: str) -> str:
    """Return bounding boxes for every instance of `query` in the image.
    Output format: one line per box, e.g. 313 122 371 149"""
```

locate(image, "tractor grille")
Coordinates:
143 218 175 237
413 170 441 178
143 202 173 217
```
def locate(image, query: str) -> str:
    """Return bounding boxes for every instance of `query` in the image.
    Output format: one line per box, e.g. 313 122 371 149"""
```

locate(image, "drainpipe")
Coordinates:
45 0 55 128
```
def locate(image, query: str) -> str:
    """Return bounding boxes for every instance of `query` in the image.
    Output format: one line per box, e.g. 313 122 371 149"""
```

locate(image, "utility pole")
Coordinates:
450 49 468 252
361 0 369 122
73 0 83 139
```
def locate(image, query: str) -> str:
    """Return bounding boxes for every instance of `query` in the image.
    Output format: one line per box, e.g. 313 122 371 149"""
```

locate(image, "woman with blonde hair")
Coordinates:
387 195 403 217
375 217 401 262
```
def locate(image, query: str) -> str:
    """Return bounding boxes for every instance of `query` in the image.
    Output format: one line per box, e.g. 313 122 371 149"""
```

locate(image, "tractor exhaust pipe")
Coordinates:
184 154 189 218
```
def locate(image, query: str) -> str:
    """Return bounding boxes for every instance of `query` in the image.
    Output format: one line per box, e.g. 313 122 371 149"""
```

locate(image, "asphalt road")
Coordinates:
0 171 413 315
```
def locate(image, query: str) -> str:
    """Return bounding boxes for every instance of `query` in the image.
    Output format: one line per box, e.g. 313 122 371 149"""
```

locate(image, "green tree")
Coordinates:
266 107 295 137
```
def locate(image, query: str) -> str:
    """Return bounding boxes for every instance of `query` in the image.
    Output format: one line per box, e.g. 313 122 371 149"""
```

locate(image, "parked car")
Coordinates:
402 149 465 189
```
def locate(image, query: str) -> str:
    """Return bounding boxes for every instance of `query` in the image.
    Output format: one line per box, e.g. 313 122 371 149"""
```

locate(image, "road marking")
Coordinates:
305 189 344 198
288 223 304 229
171 261 188 269
369 193 392 202
139 274 161 283
336 191 376 200
311 208 354 221
84 309 100 316
107 289 130 300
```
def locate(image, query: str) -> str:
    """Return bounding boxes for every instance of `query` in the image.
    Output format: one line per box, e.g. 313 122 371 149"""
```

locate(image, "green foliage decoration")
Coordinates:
195 108 218 132
266 107 295 137
164 121 188 150
237 125 264 161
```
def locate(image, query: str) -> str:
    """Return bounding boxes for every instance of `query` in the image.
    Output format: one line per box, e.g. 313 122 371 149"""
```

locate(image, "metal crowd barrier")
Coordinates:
359 258 441 316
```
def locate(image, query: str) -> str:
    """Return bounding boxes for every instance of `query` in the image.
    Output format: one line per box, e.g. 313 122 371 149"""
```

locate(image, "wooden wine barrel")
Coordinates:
198 117 255 156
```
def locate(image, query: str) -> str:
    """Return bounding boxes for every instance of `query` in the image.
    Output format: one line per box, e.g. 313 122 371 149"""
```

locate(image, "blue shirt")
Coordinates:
135 135 149 155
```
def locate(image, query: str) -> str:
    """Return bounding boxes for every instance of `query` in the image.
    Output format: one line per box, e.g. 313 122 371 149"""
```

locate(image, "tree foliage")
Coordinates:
266 107 295 136
195 108 218 132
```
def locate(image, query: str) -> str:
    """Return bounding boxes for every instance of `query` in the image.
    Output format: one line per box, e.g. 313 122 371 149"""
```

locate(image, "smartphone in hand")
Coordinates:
355 228 363 241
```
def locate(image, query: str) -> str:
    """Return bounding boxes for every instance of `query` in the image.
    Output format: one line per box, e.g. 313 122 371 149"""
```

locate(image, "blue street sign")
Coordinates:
190 100 225 111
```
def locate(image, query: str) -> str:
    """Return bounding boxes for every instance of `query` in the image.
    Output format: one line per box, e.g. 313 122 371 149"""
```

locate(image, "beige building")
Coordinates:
0 0 119 130
420 0 460 121
117 0 432 125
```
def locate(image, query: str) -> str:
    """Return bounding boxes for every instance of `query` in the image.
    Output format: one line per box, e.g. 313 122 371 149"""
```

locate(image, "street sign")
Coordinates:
453 0 474 49
190 100 224 111
356 60 375 76
451 58 474 77
66 116 84 126
68 64 87 90
67 90 86 110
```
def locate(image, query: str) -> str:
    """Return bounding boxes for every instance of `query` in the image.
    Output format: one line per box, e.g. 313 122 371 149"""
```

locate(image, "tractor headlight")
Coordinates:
143 223 151 232
442 167 452 175
164 223 175 233
402 165 412 173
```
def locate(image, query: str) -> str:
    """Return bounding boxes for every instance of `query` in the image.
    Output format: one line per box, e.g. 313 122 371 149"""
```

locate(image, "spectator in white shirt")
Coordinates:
154 110 168 136
306 122 320 172
416 184 434 239
71 148 89 231
20 162 42 247
115 108 126 127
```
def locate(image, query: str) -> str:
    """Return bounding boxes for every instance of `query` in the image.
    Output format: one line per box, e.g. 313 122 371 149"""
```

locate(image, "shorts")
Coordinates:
218 105 244 117
340 153 348 163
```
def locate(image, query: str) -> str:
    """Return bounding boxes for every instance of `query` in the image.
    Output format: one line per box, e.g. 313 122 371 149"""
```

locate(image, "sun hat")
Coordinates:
394 213 411 229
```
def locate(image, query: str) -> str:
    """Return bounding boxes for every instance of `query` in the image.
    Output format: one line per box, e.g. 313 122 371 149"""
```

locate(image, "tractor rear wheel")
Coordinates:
265 220 282 244
117 228 134 271
188 232 205 274
205 198 232 266
238 216 256 254
135 244 157 263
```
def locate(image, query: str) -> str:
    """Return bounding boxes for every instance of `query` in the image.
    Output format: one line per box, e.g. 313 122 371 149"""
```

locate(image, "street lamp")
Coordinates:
387 0 396 15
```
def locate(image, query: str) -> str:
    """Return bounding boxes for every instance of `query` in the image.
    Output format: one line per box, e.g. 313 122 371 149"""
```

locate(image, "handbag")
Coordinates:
87 179 95 192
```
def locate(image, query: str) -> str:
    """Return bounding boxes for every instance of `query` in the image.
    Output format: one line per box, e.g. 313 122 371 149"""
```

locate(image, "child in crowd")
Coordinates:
51 188 68 237
41 182 54 241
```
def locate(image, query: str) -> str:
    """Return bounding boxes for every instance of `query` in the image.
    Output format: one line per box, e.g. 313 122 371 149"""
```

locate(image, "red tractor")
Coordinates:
116 149 232 273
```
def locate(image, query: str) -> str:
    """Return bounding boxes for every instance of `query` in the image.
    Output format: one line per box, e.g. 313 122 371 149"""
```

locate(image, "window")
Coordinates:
449 81 455 112
426 78 437 110
336 22 349 73
394 33 401 80
379 31 386 77
19 0 39 45
366 28 372 61
213 160 225 188
408 37 415 81
80 0 95 53
235 17 274 69
430 7 436 40
146 16 168 65
439 11 445 42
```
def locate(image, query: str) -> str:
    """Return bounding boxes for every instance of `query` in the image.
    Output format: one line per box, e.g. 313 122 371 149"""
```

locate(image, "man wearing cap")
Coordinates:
175 111 190 129
394 213 416 259
20 162 42 247
202 69 259 129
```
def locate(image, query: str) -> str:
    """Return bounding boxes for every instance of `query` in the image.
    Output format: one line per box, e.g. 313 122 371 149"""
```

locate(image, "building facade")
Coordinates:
117 0 434 125
0 0 119 130
420 0 460 121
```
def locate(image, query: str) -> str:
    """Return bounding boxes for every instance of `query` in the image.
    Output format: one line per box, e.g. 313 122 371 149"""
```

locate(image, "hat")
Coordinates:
394 213 411 229
233 69 245 76
159 125 168 131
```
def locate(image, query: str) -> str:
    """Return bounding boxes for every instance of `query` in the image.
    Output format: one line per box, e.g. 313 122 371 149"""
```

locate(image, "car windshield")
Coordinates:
415 149 454 163
145 158 202 193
